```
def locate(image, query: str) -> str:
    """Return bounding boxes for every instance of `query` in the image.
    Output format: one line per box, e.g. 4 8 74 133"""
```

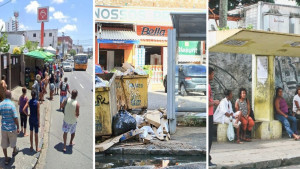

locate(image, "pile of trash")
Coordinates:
96 108 170 152
95 76 109 88
113 62 147 76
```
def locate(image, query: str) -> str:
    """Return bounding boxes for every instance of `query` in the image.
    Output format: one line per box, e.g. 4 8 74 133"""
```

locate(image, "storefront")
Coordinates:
95 5 203 83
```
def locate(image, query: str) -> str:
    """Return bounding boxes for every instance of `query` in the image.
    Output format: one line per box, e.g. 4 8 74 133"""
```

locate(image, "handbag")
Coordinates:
227 116 235 141
246 98 255 121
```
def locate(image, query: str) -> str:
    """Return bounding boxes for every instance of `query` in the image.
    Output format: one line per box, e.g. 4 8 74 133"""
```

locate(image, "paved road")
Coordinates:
43 59 93 169
148 90 206 112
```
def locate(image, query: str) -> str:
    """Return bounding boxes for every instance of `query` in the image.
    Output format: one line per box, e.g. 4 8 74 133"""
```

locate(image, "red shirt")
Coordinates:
209 84 214 116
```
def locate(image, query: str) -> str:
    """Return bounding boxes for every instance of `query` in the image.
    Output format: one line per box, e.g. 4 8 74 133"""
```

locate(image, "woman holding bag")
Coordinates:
235 88 254 142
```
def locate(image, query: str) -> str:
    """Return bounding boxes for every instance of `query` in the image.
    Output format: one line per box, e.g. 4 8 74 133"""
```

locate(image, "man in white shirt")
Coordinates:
214 89 242 143
293 87 300 115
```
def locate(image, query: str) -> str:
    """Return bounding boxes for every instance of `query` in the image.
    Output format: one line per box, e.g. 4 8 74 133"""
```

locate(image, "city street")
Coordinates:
42 59 93 169
148 88 206 112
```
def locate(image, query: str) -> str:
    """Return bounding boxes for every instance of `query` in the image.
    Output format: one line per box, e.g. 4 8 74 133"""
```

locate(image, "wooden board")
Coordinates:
95 135 122 152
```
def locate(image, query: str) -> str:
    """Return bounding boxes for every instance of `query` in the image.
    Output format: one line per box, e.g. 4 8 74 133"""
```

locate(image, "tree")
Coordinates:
69 49 76 56
0 26 10 53
24 40 38 52
219 0 228 28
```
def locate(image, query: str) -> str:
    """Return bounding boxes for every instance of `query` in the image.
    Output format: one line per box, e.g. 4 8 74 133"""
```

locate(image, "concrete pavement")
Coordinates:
210 138 300 169
102 127 206 155
0 86 50 169
41 59 93 169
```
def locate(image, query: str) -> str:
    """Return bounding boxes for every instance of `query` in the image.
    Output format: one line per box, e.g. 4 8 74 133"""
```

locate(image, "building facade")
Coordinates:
23 29 58 48
209 2 300 34
5 17 18 32
95 0 206 83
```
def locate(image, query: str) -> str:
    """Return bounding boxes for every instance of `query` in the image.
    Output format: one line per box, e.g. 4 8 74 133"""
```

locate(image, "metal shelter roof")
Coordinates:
209 29 300 57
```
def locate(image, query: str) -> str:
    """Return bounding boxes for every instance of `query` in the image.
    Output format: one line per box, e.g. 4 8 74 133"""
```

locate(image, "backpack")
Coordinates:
60 82 68 91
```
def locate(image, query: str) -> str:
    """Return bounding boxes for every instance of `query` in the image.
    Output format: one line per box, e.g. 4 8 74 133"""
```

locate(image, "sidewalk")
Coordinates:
210 138 300 169
104 126 206 156
0 86 50 168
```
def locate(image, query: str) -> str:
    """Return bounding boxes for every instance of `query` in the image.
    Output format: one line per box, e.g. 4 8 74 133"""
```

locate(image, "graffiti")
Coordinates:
126 80 142 106
95 119 102 132
210 52 300 107
95 94 109 106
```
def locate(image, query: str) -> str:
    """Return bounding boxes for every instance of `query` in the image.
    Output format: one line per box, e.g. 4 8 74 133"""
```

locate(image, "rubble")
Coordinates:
96 108 171 152
95 76 109 88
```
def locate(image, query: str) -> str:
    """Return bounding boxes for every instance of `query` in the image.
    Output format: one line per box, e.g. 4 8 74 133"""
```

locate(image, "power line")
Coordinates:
0 0 12 8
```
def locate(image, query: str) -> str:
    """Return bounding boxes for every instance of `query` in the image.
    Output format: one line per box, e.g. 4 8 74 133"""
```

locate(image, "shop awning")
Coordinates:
98 30 140 44
209 29 300 57
170 13 206 41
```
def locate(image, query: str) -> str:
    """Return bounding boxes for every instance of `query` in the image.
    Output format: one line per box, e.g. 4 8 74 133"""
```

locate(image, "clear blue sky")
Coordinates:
0 0 93 50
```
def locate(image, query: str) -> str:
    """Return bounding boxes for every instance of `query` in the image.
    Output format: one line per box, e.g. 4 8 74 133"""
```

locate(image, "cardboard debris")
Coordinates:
152 127 164 141
158 108 167 119
120 129 142 142
96 109 171 149
95 135 123 152
145 112 161 127
143 135 153 144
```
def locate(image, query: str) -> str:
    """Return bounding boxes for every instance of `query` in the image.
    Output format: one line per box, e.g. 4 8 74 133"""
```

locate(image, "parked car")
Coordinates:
164 64 206 96
163 66 178 93
62 62 72 72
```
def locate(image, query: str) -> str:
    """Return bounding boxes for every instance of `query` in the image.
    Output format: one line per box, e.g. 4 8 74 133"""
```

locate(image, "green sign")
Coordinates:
178 41 200 56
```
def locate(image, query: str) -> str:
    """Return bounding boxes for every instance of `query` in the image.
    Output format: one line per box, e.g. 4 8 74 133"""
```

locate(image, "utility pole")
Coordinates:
62 32 64 60
219 0 228 28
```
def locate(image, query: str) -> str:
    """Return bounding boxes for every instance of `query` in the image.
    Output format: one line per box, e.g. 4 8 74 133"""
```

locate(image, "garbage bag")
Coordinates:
112 110 137 136
227 116 235 141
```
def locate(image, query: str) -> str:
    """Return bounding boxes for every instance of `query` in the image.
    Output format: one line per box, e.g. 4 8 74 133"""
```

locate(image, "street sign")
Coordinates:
37 7 49 23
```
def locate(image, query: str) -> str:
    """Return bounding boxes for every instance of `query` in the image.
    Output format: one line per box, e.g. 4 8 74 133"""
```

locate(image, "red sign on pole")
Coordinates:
37 7 49 23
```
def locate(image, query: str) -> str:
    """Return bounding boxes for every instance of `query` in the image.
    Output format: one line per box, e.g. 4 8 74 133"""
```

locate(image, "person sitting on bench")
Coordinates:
214 89 242 143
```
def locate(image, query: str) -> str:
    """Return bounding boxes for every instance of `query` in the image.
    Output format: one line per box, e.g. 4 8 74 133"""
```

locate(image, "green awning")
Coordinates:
26 50 47 59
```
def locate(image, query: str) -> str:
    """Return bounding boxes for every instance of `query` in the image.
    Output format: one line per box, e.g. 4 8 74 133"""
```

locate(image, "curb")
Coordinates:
114 162 206 169
33 99 51 169
103 148 206 156
212 156 300 169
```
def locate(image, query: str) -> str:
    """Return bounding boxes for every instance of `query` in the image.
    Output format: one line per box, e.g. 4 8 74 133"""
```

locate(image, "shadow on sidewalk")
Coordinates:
21 148 36 156
54 142 73 155
0 157 16 168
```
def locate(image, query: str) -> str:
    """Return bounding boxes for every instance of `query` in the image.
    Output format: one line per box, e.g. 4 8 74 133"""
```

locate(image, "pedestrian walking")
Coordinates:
23 91 40 152
0 90 20 165
32 75 41 101
39 76 46 104
49 73 55 100
18 87 29 137
55 70 60 95
59 77 70 111
208 67 219 167
60 66 64 79
61 89 80 152
0 75 8 102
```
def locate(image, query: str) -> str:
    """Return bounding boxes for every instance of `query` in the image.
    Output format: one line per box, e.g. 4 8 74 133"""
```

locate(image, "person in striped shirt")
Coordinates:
0 90 20 165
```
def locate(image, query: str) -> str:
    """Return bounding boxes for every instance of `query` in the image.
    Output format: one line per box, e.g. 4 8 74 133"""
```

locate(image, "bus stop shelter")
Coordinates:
167 13 206 134
209 29 300 139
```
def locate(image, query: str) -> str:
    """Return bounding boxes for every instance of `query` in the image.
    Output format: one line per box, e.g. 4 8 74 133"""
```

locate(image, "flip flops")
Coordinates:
12 147 19 157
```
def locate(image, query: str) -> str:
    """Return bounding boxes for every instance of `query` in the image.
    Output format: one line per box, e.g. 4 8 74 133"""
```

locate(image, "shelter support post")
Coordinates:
167 29 176 134
252 54 282 139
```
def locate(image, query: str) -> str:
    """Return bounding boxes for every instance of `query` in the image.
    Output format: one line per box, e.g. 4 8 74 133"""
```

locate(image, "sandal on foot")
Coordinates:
236 140 244 144
4 158 10 165
12 147 19 157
